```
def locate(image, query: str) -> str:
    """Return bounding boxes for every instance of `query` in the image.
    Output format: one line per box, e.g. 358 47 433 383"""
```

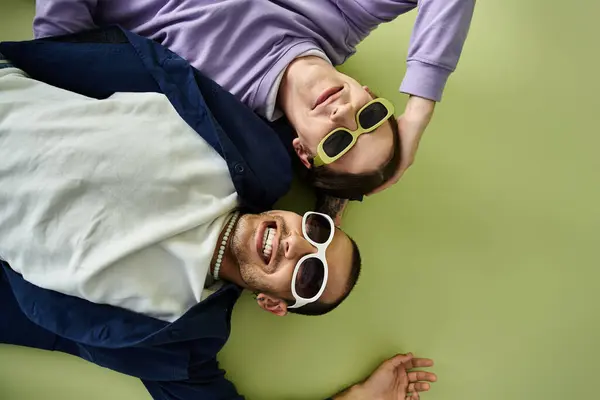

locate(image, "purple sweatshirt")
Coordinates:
34 0 474 117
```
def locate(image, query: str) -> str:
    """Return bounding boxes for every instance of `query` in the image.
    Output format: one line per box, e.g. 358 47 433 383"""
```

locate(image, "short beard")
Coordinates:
230 212 286 293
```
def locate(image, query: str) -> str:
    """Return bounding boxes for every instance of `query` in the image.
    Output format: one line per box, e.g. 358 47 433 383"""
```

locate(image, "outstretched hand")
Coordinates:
335 353 436 400
369 96 435 195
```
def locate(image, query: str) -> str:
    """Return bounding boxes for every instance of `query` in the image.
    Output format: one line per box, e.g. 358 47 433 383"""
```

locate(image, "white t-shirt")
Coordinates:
0 67 238 322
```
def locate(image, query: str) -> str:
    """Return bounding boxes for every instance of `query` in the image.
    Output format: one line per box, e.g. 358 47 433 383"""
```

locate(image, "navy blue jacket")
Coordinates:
0 28 332 400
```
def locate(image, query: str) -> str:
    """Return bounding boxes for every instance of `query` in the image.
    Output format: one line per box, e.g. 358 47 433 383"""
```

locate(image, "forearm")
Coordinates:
34 0 99 38
400 0 476 102
331 384 365 400
404 95 435 123
316 194 349 227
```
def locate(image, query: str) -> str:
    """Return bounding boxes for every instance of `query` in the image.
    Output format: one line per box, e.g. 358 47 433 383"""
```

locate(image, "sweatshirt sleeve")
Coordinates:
34 0 99 38
347 0 475 101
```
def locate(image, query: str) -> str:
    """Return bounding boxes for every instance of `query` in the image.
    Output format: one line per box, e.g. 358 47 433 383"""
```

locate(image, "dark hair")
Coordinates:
305 116 401 199
288 234 362 316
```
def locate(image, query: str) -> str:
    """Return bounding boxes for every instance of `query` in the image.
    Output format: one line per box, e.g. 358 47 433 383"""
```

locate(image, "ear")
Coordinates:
363 86 375 98
292 137 312 169
256 293 288 317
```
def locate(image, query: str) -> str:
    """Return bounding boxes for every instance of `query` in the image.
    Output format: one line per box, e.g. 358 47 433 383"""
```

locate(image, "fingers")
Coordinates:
399 355 434 400
366 166 404 195
388 354 434 370
387 353 414 368
400 356 434 370
408 382 431 393
409 357 434 369
408 371 437 383
406 391 420 400
366 177 398 195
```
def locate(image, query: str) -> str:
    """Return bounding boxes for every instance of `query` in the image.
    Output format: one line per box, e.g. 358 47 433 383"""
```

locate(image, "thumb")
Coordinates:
387 353 413 368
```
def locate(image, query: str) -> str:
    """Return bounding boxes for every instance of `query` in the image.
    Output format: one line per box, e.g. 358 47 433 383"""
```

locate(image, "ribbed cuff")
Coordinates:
399 60 452 102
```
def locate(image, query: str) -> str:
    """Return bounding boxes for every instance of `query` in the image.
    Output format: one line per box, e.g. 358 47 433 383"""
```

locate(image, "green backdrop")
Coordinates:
1 1 599 399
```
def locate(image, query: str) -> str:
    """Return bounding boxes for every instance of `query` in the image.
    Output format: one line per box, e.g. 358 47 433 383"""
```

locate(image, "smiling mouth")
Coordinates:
257 222 278 265
313 86 343 110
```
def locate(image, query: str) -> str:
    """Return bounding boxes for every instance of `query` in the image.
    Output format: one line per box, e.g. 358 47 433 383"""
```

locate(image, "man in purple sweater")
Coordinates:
34 0 474 215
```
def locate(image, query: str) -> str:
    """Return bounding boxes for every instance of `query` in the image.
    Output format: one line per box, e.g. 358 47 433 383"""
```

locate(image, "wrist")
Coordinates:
406 96 435 118
333 384 364 400
406 96 435 113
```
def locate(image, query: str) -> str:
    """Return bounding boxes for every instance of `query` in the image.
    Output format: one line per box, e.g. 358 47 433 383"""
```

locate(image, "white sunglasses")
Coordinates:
288 212 335 309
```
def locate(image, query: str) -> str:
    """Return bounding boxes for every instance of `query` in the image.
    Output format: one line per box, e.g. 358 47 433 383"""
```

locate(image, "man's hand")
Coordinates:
369 96 435 195
334 353 436 400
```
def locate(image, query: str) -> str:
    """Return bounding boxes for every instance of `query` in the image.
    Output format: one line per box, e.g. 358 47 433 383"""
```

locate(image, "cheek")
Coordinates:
235 215 255 244
266 262 296 293
298 119 329 153
348 80 372 102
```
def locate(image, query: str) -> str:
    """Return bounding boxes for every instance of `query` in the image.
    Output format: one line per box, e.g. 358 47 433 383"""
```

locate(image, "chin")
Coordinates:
238 262 269 292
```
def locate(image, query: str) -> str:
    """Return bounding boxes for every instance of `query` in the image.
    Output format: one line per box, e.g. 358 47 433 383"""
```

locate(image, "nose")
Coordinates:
283 232 316 261
330 102 357 130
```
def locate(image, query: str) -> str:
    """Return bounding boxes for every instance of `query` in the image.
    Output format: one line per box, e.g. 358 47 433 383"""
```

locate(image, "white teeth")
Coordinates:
262 227 276 261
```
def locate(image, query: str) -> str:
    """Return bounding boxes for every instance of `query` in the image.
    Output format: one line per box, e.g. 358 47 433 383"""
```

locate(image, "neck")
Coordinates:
216 257 246 288
210 213 247 288
277 55 332 113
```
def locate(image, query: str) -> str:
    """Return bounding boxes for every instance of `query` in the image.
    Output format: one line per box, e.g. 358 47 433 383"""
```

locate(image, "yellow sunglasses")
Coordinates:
313 98 395 167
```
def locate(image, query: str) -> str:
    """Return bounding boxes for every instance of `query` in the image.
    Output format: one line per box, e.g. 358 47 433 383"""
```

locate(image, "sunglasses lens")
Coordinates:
295 257 326 299
322 130 353 157
304 213 332 244
358 102 389 129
